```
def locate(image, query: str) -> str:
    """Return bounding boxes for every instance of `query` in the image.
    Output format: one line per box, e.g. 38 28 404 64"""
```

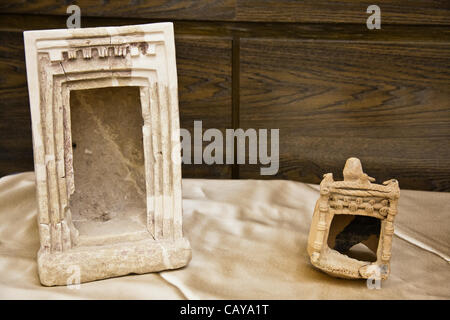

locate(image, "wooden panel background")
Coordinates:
0 1 449 191
239 40 450 191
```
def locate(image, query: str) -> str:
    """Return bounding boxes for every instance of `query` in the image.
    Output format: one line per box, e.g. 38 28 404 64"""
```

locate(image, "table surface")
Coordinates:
0 172 448 299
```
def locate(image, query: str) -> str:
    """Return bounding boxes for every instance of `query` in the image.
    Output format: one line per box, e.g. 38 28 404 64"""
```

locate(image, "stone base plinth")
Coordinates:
38 237 191 286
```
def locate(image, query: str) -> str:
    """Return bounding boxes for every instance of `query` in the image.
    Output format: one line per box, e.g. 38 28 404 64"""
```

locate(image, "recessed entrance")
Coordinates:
327 214 381 262
69 86 147 242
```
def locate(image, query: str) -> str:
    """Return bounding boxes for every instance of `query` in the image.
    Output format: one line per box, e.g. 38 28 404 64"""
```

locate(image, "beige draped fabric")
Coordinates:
0 172 448 299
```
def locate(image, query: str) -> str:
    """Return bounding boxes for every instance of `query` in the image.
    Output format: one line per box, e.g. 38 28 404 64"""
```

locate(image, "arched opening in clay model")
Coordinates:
327 214 381 263
69 86 147 243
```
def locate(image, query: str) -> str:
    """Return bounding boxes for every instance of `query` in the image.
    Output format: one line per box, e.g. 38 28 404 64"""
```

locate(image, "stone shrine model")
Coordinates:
307 158 400 280
24 23 191 286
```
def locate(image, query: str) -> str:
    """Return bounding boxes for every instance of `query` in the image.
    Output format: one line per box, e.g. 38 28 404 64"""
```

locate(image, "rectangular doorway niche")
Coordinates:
24 23 191 286
70 86 147 243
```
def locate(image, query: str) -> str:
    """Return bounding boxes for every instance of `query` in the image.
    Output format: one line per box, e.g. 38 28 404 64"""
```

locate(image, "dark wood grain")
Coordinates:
236 0 450 25
0 0 236 21
0 11 449 189
0 0 449 25
239 39 450 191
0 31 33 176
176 36 233 178
2 14 449 43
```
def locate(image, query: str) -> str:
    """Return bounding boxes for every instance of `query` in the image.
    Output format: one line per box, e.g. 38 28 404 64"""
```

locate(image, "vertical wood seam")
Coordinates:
231 35 240 179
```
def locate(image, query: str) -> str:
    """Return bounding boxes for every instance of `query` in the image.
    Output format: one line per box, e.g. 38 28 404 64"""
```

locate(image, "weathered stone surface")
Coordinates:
38 238 191 286
70 87 147 238
24 23 191 286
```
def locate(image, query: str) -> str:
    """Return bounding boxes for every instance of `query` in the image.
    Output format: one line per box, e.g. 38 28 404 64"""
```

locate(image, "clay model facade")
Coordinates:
307 158 400 280
24 23 191 286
